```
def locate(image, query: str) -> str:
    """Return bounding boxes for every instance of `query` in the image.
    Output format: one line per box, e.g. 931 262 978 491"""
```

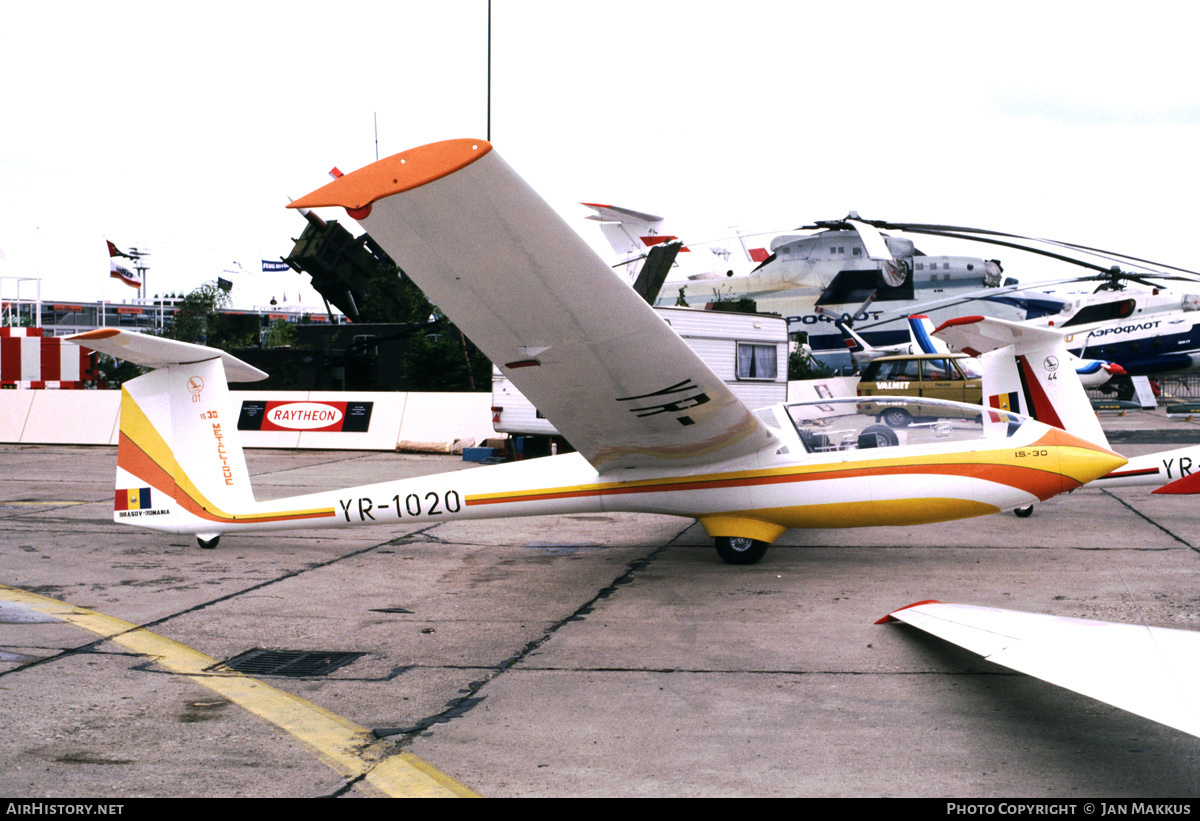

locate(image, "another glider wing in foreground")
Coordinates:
880 601 1200 738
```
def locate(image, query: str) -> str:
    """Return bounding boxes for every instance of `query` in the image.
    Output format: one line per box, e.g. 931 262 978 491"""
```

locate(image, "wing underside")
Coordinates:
291 140 777 471
883 601 1200 738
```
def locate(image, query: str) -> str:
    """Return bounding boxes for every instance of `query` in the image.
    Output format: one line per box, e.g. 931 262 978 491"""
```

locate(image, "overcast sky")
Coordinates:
4 1 1200 310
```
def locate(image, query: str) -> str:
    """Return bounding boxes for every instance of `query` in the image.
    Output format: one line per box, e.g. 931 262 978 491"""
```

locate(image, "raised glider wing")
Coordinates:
68 138 1127 564
879 601 1200 738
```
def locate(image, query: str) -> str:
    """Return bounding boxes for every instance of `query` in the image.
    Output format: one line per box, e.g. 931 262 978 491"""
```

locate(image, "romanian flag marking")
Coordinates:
115 487 152 511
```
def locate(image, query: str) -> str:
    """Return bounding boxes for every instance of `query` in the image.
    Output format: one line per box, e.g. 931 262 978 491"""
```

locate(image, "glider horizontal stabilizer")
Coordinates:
68 329 268 382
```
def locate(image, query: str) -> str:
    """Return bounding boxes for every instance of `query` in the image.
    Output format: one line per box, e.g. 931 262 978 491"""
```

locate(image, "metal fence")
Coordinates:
1086 375 1200 405
1154 375 1200 402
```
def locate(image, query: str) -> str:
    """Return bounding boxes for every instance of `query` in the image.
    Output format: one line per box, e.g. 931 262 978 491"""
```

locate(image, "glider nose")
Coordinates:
1039 427 1127 489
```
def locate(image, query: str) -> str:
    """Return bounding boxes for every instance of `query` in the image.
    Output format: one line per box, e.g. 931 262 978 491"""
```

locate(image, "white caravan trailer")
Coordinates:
492 306 788 440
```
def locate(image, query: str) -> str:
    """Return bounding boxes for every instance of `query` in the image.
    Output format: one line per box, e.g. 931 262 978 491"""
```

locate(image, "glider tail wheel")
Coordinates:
1013 505 1034 518
715 536 769 565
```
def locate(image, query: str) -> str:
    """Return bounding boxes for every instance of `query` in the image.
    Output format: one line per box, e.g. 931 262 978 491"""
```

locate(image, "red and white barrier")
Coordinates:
0 389 495 449
0 328 94 386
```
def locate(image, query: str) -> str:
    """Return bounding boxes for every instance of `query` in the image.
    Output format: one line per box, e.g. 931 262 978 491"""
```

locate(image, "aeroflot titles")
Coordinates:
1084 321 1161 338
787 311 886 326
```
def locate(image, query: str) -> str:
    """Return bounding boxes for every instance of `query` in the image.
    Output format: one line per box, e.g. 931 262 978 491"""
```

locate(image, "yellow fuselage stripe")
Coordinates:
0 585 477 798
465 447 1085 507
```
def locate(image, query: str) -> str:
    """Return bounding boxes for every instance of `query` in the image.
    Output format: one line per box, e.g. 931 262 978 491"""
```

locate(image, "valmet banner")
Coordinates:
238 400 374 433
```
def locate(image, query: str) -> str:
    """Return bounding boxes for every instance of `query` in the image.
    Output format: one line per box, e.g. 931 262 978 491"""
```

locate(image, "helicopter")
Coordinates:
583 208 1069 367
854 223 1200 378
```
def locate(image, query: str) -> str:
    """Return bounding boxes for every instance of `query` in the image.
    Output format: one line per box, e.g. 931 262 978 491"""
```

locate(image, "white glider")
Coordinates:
69 139 1127 563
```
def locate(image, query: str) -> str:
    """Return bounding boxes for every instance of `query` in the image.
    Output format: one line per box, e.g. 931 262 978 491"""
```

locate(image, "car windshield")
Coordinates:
956 359 982 379
861 357 981 381
784 397 1024 453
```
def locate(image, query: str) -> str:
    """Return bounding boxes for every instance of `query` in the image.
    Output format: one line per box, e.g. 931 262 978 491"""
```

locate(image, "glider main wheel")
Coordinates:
880 408 911 428
1013 505 1034 518
715 537 769 565
198 535 220 549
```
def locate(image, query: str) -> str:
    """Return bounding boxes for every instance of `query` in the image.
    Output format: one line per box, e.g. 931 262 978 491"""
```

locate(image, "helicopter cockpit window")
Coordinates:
784 398 1023 455
1061 298 1137 328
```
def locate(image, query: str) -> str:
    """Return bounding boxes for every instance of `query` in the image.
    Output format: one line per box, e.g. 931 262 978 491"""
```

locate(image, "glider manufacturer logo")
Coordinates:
617 379 710 427
1044 355 1059 381
187 376 204 403
237 400 374 433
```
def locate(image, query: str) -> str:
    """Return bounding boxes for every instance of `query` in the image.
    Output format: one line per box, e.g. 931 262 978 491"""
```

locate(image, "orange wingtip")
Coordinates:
288 139 493 211
69 329 122 340
875 599 943 624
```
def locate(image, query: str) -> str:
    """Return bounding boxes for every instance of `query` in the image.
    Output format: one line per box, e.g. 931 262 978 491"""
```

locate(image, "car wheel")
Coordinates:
881 408 911 428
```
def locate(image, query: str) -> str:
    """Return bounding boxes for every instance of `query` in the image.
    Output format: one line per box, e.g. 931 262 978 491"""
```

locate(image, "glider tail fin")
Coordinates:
933 316 1109 449
69 330 263 536
580 203 668 256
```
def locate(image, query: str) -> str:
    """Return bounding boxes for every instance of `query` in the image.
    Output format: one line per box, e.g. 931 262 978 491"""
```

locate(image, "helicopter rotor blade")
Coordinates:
846 219 894 262
876 222 1200 282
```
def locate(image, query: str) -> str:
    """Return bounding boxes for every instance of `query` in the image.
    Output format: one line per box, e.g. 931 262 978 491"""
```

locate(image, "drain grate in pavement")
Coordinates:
212 649 365 678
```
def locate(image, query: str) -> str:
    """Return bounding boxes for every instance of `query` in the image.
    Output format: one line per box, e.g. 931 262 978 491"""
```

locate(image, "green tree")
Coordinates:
92 354 146 389
263 319 296 348
357 267 435 324
401 324 491 392
789 346 833 380
166 283 231 345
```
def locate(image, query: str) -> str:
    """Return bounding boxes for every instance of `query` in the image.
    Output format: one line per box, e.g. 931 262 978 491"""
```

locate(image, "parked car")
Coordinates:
855 353 982 427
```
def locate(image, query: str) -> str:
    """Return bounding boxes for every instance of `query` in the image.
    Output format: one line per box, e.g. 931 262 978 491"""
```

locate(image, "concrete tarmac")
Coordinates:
2 408 1199 797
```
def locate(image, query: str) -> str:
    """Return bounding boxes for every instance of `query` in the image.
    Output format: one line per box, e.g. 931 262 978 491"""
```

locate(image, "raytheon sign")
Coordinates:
237 400 374 433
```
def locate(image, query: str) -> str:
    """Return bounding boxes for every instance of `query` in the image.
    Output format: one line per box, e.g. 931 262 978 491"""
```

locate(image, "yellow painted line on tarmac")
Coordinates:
0 584 478 798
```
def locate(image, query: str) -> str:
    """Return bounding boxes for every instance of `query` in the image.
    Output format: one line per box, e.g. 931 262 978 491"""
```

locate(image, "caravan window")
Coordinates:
736 343 777 381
